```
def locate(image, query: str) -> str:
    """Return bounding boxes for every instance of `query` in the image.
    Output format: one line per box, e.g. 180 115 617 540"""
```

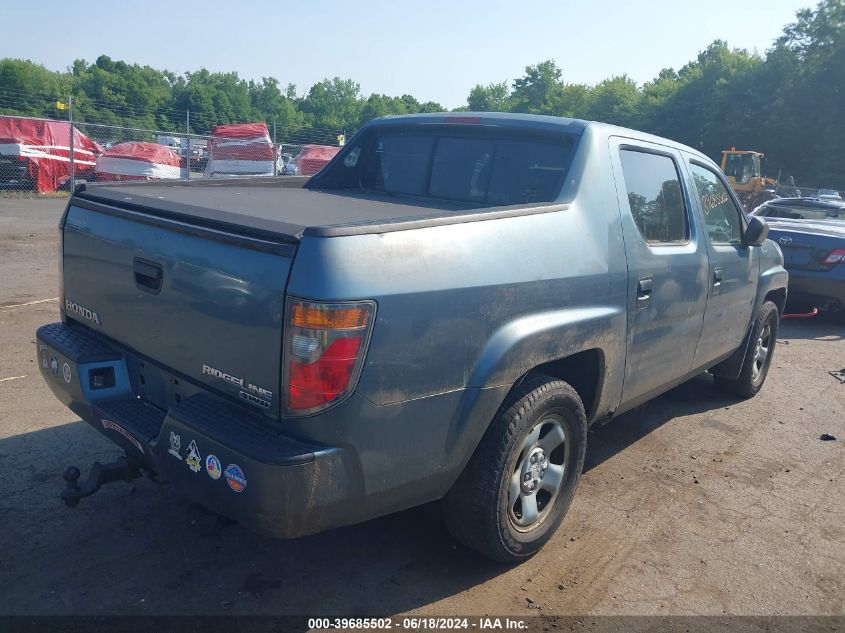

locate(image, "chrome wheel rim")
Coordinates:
751 323 772 384
507 415 570 532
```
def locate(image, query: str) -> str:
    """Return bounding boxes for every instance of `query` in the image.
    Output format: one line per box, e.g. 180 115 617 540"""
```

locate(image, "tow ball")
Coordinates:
61 456 142 508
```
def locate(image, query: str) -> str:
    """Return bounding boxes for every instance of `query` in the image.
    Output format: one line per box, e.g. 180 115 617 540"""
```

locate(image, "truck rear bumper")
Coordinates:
36 322 356 538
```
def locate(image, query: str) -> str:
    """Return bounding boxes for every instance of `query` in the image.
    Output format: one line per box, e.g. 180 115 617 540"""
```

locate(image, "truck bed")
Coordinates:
75 177 559 242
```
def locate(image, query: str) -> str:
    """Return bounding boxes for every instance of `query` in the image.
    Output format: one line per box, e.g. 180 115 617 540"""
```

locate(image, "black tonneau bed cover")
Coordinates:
73 177 564 242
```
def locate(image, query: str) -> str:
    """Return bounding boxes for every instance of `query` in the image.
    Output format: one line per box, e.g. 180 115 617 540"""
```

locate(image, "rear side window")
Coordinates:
487 139 572 206
328 130 576 206
619 149 688 244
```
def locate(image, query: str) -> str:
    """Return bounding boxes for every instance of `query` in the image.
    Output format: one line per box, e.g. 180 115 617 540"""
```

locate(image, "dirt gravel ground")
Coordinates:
0 197 843 618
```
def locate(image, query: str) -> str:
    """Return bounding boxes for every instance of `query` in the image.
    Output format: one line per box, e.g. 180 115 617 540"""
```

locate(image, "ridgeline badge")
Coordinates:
201 364 273 402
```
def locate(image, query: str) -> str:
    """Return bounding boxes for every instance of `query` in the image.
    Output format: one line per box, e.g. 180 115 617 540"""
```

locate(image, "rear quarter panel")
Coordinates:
282 125 628 504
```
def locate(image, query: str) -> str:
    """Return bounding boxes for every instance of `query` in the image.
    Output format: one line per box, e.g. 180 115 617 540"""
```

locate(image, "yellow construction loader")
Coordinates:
720 148 780 211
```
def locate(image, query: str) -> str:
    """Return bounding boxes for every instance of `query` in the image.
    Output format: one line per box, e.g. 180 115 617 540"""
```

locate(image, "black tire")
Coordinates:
442 374 587 563
714 300 779 398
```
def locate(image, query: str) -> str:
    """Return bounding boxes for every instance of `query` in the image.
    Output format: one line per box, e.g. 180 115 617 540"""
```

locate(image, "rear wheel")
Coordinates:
714 300 779 398
442 375 587 563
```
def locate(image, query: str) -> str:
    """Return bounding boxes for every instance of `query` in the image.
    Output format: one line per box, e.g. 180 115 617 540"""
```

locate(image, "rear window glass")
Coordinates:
366 135 434 197
324 129 576 206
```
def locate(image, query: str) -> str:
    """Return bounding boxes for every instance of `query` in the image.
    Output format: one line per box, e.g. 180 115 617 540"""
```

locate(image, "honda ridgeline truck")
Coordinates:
38 113 787 562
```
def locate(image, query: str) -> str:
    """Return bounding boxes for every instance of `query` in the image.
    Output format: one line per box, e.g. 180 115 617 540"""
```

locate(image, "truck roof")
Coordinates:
373 111 589 134
371 113 712 162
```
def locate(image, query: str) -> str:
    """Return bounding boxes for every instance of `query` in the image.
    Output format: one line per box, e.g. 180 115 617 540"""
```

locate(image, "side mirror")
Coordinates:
743 215 769 247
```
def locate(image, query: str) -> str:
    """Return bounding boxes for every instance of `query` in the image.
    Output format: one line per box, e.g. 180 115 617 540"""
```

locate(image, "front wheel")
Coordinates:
714 300 779 398
442 375 587 563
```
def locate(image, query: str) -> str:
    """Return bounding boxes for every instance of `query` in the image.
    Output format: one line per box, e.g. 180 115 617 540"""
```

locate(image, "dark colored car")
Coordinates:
753 198 845 319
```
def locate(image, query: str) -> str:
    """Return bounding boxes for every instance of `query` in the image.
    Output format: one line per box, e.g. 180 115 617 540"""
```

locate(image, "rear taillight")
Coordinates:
822 249 845 265
283 299 375 416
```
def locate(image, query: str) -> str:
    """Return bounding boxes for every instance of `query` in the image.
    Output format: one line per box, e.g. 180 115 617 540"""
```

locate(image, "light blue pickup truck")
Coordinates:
38 113 787 562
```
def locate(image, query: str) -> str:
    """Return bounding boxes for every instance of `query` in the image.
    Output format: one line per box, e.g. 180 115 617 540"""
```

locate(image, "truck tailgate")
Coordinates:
61 202 293 417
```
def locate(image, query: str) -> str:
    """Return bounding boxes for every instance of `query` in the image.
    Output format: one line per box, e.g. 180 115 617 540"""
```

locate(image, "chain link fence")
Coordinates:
0 112 343 196
3 110 843 201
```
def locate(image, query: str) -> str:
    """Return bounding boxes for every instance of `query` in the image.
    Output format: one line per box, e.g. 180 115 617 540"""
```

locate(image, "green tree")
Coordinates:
0 59 70 118
648 41 763 157
72 55 176 129
249 77 306 137
300 77 363 132
2 1 844 187
510 60 565 114
359 93 409 127
762 0 845 186
585 75 641 128
467 81 510 111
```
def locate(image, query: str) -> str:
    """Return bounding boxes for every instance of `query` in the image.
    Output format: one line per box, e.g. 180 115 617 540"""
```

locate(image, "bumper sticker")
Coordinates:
50 356 58 375
62 362 72 383
39 345 49 369
168 431 183 460
186 439 202 473
205 454 222 480
224 464 247 493
101 419 144 454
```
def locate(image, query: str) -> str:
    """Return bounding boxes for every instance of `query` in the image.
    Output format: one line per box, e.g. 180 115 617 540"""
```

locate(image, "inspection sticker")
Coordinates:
205 454 222 480
224 464 247 493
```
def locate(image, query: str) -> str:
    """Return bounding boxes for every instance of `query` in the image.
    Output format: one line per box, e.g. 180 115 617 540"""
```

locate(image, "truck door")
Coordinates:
609 138 710 408
684 158 758 367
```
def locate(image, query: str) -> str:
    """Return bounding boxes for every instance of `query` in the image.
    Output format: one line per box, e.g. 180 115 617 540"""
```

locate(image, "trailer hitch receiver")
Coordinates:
61 456 141 508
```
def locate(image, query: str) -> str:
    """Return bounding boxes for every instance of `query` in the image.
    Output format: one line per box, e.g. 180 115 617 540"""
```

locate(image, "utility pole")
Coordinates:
185 110 191 181
68 94 75 191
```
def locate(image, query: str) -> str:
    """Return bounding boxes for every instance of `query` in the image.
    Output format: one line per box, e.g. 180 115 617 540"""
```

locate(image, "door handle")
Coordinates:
713 267 724 286
133 258 163 294
636 276 653 308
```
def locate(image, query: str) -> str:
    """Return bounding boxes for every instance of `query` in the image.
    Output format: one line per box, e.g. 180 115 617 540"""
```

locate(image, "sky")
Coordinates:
1 0 813 109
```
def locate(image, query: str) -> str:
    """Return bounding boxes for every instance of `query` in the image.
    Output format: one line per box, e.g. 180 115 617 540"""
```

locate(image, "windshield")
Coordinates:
723 154 760 185
315 127 578 207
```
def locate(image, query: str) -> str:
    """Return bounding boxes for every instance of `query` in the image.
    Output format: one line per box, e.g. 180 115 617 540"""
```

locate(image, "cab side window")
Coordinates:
619 149 689 244
690 164 743 245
